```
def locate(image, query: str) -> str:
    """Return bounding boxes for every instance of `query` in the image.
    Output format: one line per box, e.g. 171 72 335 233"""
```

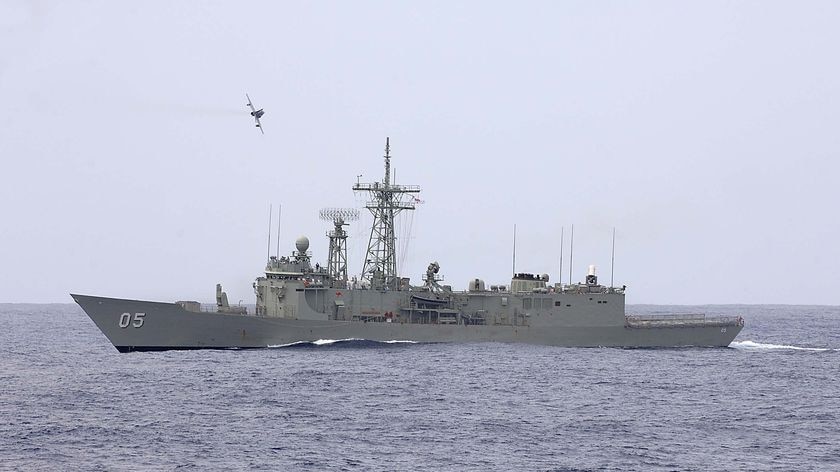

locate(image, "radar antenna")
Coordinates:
353 138 421 290
319 207 360 288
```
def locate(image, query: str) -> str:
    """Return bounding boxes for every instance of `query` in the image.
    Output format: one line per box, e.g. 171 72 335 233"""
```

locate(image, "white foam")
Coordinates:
268 338 417 348
730 340 834 352
266 339 358 348
311 338 361 345
267 341 308 348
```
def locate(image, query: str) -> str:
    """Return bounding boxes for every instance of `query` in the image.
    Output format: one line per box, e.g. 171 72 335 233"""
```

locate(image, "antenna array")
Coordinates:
352 138 421 290
320 207 360 288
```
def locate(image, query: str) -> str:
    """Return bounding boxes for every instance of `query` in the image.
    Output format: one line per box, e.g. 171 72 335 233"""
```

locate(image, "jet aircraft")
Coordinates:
246 93 265 134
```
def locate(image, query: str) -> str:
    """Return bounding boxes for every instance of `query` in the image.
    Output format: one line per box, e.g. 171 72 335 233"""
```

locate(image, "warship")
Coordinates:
72 139 744 352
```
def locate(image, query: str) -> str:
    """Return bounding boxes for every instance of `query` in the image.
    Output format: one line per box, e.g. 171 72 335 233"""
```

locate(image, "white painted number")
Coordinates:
721 327 727 333
119 312 146 328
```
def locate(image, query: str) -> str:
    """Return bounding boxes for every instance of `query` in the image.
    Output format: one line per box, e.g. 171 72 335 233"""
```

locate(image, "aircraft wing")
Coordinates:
255 116 264 134
246 93 256 113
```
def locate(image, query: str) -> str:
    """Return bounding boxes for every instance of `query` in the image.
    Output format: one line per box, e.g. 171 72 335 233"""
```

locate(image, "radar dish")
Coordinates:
319 208 360 223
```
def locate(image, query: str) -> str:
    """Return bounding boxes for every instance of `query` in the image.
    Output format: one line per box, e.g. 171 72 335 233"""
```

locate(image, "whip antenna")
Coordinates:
276 205 282 257
559 226 564 286
610 227 616 288
266 204 272 261
512 224 517 275
569 224 574 284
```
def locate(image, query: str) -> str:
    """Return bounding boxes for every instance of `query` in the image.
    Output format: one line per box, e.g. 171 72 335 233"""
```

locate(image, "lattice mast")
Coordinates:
353 138 421 290
319 208 359 289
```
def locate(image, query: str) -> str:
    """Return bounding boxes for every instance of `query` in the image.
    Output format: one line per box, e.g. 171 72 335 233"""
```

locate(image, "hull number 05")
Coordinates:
119 312 145 328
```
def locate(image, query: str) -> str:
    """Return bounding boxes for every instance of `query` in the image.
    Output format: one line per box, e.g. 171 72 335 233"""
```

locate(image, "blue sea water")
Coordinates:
1 304 838 471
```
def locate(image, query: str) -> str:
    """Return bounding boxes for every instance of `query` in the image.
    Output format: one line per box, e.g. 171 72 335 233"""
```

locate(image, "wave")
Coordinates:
267 338 418 349
730 340 837 352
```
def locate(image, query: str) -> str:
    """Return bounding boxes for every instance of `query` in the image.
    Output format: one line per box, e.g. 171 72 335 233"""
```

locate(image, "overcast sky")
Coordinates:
1 1 838 304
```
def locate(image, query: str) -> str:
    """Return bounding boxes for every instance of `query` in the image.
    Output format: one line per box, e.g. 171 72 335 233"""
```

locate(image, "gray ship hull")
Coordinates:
71 139 746 352
72 294 743 352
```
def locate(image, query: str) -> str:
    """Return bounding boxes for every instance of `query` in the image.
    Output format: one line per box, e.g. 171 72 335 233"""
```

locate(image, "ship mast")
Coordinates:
319 207 359 289
353 138 421 290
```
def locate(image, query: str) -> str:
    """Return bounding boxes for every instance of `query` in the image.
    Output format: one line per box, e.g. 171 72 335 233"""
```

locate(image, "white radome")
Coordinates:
295 236 310 253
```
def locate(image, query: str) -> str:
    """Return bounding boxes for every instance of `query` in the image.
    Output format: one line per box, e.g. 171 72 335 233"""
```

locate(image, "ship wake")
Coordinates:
267 338 419 349
730 340 838 352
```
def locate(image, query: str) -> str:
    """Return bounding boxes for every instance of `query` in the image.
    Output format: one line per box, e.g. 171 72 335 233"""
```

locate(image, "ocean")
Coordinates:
1 304 838 471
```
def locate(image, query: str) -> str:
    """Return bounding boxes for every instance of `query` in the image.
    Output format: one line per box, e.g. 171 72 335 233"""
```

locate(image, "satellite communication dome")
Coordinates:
295 236 310 253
